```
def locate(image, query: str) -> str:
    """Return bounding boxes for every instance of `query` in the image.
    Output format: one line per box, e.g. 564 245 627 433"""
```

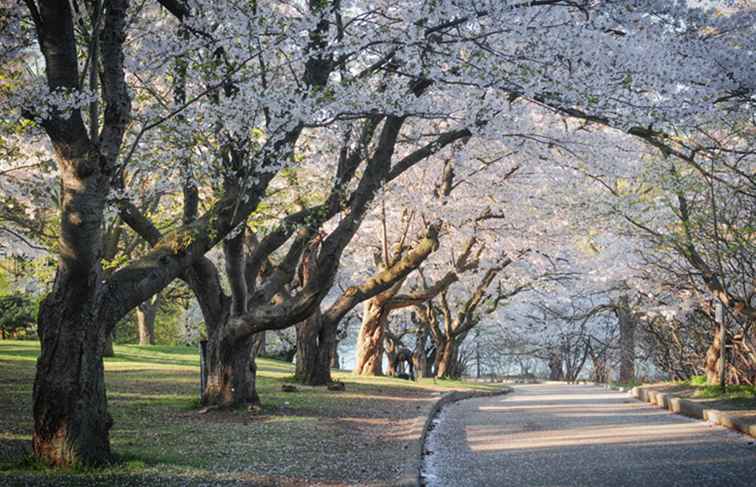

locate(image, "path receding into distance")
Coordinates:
423 383 756 487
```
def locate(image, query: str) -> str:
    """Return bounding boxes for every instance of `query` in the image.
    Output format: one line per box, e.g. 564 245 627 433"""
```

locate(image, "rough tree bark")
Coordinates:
294 311 337 385
136 294 160 345
103 333 115 357
434 337 459 379
412 325 430 379
548 351 564 381
426 252 526 379
27 0 472 463
705 331 725 385
617 295 636 384
329 337 340 369
294 222 447 382
30 0 129 466
355 298 391 375
354 271 459 376
384 333 400 376
590 346 609 383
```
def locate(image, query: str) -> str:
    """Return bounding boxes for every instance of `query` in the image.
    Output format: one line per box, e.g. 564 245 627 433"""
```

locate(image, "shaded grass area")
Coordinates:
0 340 499 486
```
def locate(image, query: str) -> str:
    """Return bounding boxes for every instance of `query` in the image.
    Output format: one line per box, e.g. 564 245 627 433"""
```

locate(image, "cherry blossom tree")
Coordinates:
2 0 752 467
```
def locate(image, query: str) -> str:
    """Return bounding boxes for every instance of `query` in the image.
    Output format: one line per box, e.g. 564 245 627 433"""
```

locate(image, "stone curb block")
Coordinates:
416 387 512 487
630 386 755 439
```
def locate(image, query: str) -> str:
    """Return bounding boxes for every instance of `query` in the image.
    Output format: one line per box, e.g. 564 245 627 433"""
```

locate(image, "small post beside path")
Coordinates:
199 339 208 400
716 301 726 392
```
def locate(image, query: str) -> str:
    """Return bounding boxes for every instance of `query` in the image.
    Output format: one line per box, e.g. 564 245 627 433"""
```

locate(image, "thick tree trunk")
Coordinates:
435 339 458 379
103 331 115 357
33 288 113 466
354 300 387 376
705 332 723 385
591 354 609 383
548 352 564 381
203 332 259 407
294 311 336 385
618 296 636 383
136 294 159 346
385 338 399 376
412 328 429 379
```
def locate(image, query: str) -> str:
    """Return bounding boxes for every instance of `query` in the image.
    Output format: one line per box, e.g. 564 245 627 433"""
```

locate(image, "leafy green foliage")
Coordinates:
0 293 36 338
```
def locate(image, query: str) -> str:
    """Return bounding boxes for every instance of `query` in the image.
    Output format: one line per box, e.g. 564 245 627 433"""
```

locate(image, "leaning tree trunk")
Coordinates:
136 294 159 346
354 300 388 376
618 297 636 383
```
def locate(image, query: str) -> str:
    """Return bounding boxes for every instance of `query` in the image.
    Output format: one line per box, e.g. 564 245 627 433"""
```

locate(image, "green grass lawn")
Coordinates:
682 376 756 401
0 340 500 486
638 377 756 415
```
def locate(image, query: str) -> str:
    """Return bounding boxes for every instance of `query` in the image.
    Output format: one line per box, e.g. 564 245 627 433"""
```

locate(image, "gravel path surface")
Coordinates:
423 383 756 487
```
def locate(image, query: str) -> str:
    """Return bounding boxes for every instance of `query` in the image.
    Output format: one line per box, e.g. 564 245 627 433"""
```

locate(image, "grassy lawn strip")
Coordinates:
636 376 756 424
0 340 499 486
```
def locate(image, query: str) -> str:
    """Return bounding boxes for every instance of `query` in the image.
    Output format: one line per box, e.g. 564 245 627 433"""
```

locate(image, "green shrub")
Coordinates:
0 293 37 339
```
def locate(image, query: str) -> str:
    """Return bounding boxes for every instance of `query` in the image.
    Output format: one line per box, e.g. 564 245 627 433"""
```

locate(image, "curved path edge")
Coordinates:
416 386 512 487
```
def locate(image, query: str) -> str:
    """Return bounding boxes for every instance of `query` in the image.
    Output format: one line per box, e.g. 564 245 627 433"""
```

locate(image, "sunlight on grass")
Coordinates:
693 385 756 400
1 339 501 485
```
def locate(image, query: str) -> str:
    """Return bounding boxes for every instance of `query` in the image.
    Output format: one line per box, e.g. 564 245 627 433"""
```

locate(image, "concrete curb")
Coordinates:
417 387 512 486
630 385 756 439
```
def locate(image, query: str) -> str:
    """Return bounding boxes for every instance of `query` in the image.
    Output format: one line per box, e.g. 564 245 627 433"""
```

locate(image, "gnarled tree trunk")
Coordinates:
412 327 429 379
435 338 459 379
294 311 337 385
32 134 114 465
200 229 263 407
355 299 387 376
203 333 259 407
183 256 258 408
385 336 399 376
34 286 113 466
30 0 132 466
705 332 724 385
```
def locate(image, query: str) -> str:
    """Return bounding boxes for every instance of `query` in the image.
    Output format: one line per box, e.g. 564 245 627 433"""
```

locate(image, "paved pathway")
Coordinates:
423 383 756 487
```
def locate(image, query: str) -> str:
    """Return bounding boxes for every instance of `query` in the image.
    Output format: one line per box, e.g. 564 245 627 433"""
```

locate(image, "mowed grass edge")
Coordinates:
0 340 499 485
